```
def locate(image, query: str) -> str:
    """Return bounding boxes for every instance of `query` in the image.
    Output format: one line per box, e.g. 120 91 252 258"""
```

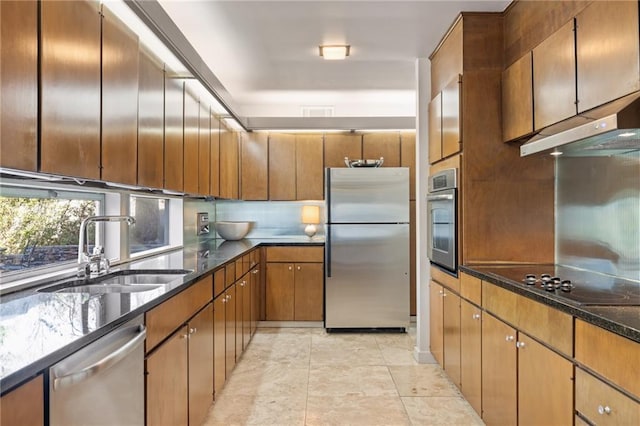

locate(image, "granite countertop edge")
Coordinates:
0 237 324 394
460 265 640 344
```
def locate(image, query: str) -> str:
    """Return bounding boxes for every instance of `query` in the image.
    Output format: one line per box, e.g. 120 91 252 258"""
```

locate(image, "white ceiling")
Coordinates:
158 0 511 119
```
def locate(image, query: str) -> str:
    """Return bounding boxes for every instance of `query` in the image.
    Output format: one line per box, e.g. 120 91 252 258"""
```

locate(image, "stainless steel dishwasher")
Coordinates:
49 316 146 426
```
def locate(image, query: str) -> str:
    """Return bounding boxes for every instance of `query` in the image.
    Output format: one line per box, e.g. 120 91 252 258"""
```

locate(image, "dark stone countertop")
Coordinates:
460 265 640 344
0 237 323 394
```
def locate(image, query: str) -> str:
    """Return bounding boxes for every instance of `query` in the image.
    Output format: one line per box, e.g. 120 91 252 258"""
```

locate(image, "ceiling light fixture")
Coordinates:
319 45 350 60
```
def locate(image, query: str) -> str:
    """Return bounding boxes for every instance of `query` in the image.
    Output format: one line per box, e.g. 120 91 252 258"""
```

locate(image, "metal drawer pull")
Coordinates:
472 314 481 320
53 325 146 390
598 405 611 415
505 335 515 342
516 341 526 349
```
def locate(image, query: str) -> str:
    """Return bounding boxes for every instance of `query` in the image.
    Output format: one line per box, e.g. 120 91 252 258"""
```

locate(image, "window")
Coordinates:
130 195 170 255
0 186 103 280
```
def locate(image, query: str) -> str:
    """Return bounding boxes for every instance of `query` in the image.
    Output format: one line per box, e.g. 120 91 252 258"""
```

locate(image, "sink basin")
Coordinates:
39 269 192 294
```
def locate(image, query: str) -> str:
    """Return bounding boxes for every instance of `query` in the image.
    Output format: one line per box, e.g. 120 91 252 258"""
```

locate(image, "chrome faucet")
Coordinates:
78 215 136 278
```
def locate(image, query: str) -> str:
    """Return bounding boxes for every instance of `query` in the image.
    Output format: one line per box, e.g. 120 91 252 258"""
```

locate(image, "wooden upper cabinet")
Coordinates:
137 49 164 189
441 76 461 158
430 17 463 98
219 124 239 199
198 104 211 195
295 134 324 200
101 5 139 185
183 89 199 194
210 115 220 197
533 19 576 131
362 133 400 167
164 78 184 192
40 0 101 179
324 134 362 167
576 1 640 113
502 52 533 142
428 93 443 164
269 133 296 201
400 132 416 200
240 132 268 200
0 0 37 171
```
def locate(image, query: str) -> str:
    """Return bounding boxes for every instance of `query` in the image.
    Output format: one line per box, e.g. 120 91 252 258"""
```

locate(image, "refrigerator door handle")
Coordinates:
326 225 332 278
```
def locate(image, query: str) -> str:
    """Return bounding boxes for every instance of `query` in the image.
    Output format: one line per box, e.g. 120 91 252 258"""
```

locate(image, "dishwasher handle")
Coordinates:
52 324 146 390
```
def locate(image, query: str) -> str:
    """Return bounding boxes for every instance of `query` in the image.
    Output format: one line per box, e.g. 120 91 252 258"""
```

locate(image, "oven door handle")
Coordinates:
426 194 454 201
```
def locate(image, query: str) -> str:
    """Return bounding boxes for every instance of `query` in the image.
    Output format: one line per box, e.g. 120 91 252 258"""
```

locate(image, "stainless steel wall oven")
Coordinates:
427 168 458 273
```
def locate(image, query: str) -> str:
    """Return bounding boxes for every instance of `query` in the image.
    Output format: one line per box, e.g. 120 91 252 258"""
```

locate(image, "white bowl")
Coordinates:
214 221 251 241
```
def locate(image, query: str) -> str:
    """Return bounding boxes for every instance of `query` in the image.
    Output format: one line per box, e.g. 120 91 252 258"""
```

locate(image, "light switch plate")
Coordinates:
197 212 209 235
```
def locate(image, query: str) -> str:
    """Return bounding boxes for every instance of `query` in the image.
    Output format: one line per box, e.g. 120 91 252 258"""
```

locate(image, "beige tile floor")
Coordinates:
204 327 484 426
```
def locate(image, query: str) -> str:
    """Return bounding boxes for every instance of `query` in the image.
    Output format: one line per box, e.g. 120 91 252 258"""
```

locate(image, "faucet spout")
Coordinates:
77 215 135 278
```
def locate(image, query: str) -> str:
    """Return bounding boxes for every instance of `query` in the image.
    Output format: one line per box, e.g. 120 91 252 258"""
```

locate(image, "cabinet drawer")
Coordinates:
517 296 572 356
576 320 640 398
145 275 213 352
576 368 639 425
225 263 235 287
431 266 460 293
213 268 225 298
460 272 481 305
482 282 518 326
266 246 323 262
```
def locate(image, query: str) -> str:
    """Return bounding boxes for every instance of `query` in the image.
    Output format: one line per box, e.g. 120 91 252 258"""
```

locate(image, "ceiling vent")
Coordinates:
301 106 334 118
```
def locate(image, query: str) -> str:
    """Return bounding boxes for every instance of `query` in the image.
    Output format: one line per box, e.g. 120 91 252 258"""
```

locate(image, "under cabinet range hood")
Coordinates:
520 92 640 157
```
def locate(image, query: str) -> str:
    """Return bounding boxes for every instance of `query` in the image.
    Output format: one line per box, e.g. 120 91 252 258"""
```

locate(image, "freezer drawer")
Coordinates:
325 224 410 329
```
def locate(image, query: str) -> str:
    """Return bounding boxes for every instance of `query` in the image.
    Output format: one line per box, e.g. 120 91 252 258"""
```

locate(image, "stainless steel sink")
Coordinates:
39 269 192 294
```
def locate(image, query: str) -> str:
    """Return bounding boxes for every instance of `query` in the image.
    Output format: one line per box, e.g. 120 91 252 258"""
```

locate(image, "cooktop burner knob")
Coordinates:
540 274 551 282
560 280 573 292
523 274 537 285
544 282 556 292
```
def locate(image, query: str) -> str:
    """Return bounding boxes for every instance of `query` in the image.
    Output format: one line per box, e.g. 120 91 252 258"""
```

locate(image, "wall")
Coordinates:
556 151 640 280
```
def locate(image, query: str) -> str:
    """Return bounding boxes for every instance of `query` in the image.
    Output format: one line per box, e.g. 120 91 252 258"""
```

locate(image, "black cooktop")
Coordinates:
471 264 640 306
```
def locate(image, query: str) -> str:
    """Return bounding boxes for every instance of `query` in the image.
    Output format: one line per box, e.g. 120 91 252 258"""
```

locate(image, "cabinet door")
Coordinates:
210 115 221 197
235 280 243 359
0 0 37 171
224 286 236 375
240 277 252 349
502 52 533 142
460 300 481 416
183 90 200 194
441 76 461 158
533 19 576 130
429 281 444 366
146 326 189 426
576 1 640 113
0 374 43 426
362 133 400 167
428 93 442 164
137 49 164 189
220 124 239 199
188 303 214 426
443 289 461 388
296 134 324 200
269 133 296 200
324 134 362 168
481 313 517 426
266 263 295 320
164 77 184 192
198 104 211 195
213 295 226 398
294 262 324 321
40 0 101 179
240 132 268 200
250 267 260 335
101 5 139 185
518 334 573 426
400 132 416 200
575 368 640 426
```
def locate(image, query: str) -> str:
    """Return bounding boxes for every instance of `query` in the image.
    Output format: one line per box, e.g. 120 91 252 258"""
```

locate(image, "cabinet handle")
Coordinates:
297 266 301 271
180 334 188 339
288 266 293 271
438 290 444 295
222 298 227 304
516 341 526 349
472 314 481 320
240 280 246 287
189 328 197 334
597 405 612 415
252 269 259 274
505 335 515 342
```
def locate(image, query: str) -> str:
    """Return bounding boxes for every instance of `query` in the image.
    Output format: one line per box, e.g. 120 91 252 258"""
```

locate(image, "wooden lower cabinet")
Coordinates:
266 259 323 321
250 266 260 334
146 325 189 426
266 263 295 320
0 374 44 426
213 295 226 398
224 284 236 375
443 289 461 388
188 304 214 426
460 300 481 416
481 313 517 426
429 281 444 366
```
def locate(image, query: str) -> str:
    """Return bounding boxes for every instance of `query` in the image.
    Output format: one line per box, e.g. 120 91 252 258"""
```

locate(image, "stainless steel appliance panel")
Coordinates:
49 316 145 426
325 223 409 328
327 168 409 223
426 169 458 273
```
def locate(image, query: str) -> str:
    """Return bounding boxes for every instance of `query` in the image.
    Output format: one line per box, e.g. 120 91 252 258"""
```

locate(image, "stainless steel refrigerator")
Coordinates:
324 167 410 331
